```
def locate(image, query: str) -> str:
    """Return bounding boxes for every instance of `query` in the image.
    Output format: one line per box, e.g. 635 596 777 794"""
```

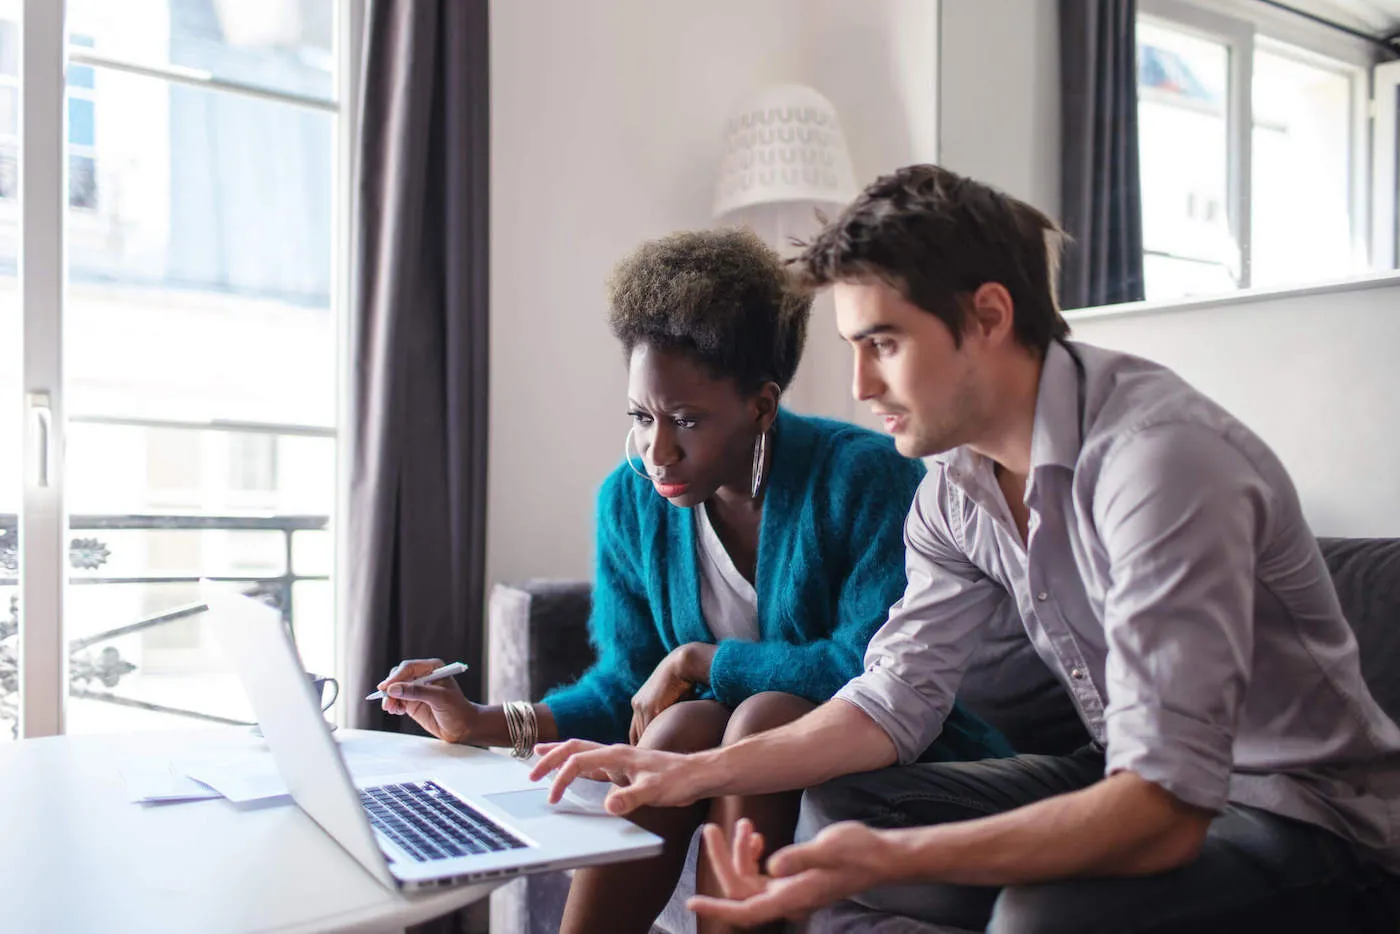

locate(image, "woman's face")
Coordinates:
626 343 774 508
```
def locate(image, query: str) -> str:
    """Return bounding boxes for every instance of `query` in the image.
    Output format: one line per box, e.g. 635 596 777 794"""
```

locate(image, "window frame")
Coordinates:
15 0 363 738
1137 0 1380 291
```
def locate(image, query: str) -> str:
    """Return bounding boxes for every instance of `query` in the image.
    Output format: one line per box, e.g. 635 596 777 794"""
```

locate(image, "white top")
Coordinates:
694 503 760 643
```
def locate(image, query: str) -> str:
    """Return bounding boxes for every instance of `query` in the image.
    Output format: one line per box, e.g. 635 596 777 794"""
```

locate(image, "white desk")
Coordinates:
0 728 505 934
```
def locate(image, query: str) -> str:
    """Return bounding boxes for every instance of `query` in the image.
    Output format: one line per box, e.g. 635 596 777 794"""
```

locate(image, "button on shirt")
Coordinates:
836 341 1400 870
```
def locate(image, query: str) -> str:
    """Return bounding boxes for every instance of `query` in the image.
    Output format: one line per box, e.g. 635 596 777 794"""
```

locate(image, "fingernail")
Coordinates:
387 684 403 697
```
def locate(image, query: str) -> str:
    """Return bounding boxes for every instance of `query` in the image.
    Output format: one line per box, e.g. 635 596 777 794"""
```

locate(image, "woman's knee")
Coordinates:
721 691 816 746
638 699 730 753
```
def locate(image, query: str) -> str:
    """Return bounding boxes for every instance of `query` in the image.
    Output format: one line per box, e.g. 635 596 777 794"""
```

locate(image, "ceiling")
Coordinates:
1289 0 1400 35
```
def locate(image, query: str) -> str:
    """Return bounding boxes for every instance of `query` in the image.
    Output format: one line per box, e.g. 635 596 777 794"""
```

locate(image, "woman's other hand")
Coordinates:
378 658 480 743
628 642 716 743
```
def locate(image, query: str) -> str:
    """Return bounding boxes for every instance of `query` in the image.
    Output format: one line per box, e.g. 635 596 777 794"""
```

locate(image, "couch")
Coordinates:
487 538 1400 934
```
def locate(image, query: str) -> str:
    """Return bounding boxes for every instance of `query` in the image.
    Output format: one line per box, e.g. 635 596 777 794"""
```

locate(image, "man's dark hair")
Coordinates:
608 228 811 393
793 164 1069 353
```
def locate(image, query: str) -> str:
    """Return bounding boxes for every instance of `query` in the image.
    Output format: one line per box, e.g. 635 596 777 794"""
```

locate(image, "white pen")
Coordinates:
364 661 470 701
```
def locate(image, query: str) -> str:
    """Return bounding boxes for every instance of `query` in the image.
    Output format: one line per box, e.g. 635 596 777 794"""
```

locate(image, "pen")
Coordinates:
364 661 470 701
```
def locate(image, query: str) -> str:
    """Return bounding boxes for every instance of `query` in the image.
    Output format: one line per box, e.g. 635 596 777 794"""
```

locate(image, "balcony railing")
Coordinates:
0 512 330 738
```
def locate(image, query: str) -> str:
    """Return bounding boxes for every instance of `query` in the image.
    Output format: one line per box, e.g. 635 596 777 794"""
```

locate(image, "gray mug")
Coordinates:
250 672 339 736
308 673 340 712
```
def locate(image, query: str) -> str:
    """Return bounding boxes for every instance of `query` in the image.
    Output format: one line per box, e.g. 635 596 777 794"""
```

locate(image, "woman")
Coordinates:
377 229 1011 934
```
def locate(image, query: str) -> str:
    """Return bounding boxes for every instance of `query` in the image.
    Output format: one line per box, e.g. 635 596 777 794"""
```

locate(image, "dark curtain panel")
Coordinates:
1059 0 1146 309
347 0 489 727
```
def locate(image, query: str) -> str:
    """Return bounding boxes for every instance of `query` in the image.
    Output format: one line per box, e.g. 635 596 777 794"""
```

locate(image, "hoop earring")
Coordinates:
750 430 768 499
624 425 650 479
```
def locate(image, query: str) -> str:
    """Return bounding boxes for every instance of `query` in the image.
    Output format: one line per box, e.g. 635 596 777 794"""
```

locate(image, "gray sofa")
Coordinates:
487 538 1400 933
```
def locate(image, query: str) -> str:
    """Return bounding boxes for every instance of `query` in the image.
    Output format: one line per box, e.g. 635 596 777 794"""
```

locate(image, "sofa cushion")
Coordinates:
1318 538 1400 724
957 607 1092 757
487 580 595 706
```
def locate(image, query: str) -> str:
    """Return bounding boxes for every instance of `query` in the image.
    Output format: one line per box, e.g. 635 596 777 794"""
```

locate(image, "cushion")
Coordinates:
1318 538 1400 723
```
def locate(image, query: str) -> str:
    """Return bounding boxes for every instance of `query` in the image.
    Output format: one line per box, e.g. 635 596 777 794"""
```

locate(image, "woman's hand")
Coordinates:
378 657 480 744
628 643 716 744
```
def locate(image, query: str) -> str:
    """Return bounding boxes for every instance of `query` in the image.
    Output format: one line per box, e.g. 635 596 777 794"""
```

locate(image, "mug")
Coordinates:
249 672 339 736
308 673 340 713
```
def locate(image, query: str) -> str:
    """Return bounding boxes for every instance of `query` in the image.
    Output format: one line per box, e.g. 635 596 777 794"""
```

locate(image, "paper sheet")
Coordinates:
179 739 411 804
119 757 222 803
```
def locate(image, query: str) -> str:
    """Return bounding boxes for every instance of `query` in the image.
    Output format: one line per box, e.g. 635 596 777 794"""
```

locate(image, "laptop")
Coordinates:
203 584 662 892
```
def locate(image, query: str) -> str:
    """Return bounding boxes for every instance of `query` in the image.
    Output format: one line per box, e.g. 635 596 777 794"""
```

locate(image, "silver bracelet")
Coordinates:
503 700 538 760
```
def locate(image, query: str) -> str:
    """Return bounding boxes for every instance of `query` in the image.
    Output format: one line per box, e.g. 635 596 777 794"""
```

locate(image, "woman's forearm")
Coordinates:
460 703 560 748
677 642 718 685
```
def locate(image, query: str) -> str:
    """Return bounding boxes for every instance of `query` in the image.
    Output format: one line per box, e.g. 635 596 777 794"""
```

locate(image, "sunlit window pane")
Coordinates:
68 0 333 103
1137 20 1237 301
1251 45 1360 288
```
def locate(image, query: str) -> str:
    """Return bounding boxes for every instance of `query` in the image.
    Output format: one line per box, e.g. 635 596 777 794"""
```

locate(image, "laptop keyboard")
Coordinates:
360 780 528 863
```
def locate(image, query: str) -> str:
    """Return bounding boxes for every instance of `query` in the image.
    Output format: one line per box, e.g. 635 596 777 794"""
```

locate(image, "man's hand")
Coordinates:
687 819 898 926
378 658 480 744
628 643 714 744
529 739 713 812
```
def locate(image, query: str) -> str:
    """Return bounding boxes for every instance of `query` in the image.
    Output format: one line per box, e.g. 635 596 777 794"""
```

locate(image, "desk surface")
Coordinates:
0 728 504 934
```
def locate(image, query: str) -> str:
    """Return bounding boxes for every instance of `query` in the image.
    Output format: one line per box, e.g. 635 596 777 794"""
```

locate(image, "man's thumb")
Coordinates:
604 785 642 816
768 839 835 878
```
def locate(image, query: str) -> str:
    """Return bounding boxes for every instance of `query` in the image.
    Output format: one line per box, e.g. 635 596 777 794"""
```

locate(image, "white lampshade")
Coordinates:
712 84 858 221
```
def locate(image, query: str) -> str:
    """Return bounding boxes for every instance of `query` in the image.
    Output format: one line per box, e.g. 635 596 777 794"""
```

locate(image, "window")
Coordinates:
228 433 279 494
0 18 17 201
1137 0 1374 302
3 0 359 740
68 35 98 211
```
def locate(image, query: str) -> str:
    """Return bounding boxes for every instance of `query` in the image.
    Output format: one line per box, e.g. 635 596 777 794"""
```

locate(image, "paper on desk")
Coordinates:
180 740 411 804
120 757 223 804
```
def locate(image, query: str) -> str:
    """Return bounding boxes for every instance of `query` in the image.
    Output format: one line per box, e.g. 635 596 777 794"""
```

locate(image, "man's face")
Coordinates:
835 279 984 459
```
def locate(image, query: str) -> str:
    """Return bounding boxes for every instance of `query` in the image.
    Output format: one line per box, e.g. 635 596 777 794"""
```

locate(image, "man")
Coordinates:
530 165 1400 933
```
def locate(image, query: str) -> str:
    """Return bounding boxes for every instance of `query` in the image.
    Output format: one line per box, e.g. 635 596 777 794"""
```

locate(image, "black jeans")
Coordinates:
797 746 1400 934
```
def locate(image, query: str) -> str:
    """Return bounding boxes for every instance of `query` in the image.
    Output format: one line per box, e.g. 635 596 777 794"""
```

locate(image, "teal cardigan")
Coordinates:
543 409 1012 761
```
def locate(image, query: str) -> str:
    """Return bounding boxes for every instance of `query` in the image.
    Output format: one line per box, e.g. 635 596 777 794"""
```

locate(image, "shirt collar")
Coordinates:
1028 340 1083 471
932 340 1083 483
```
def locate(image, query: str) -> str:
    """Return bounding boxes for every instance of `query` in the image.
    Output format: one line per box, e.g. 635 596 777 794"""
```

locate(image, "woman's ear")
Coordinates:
753 381 781 431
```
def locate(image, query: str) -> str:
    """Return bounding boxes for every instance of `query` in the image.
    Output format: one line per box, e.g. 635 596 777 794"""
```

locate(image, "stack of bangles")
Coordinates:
503 700 539 759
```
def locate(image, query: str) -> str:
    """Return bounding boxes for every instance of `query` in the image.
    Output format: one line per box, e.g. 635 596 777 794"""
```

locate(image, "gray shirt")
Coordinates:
836 341 1400 870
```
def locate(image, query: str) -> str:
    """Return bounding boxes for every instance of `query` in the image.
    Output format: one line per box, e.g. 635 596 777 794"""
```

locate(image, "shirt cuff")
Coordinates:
834 665 946 766
1104 702 1234 812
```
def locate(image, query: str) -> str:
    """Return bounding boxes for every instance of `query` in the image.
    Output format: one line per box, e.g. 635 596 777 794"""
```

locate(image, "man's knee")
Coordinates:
796 771 898 843
721 691 815 745
806 900 944 933
987 884 1096 934
638 699 729 753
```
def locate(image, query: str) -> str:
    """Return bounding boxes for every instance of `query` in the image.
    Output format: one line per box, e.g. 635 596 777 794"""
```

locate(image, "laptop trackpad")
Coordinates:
485 787 607 819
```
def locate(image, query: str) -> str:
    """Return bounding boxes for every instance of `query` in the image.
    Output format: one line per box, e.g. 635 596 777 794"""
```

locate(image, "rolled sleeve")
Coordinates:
836 473 1003 765
1095 423 1270 812
835 662 944 764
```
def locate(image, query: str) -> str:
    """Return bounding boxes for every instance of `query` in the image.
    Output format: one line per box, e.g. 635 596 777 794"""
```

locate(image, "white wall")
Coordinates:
1069 274 1400 537
938 0 1060 218
488 0 940 586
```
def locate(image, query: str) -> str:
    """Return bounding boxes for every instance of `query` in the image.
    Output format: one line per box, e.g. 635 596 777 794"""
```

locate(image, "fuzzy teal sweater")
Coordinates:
543 409 1012 761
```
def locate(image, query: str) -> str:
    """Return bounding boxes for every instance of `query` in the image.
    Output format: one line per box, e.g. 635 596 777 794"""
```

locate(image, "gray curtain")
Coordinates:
1059 0 1145 309
347 0 490 731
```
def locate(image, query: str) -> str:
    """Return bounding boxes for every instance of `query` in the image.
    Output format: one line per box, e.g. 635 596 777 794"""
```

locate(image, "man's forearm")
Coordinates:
884 770 1213 887
692 699 897 798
